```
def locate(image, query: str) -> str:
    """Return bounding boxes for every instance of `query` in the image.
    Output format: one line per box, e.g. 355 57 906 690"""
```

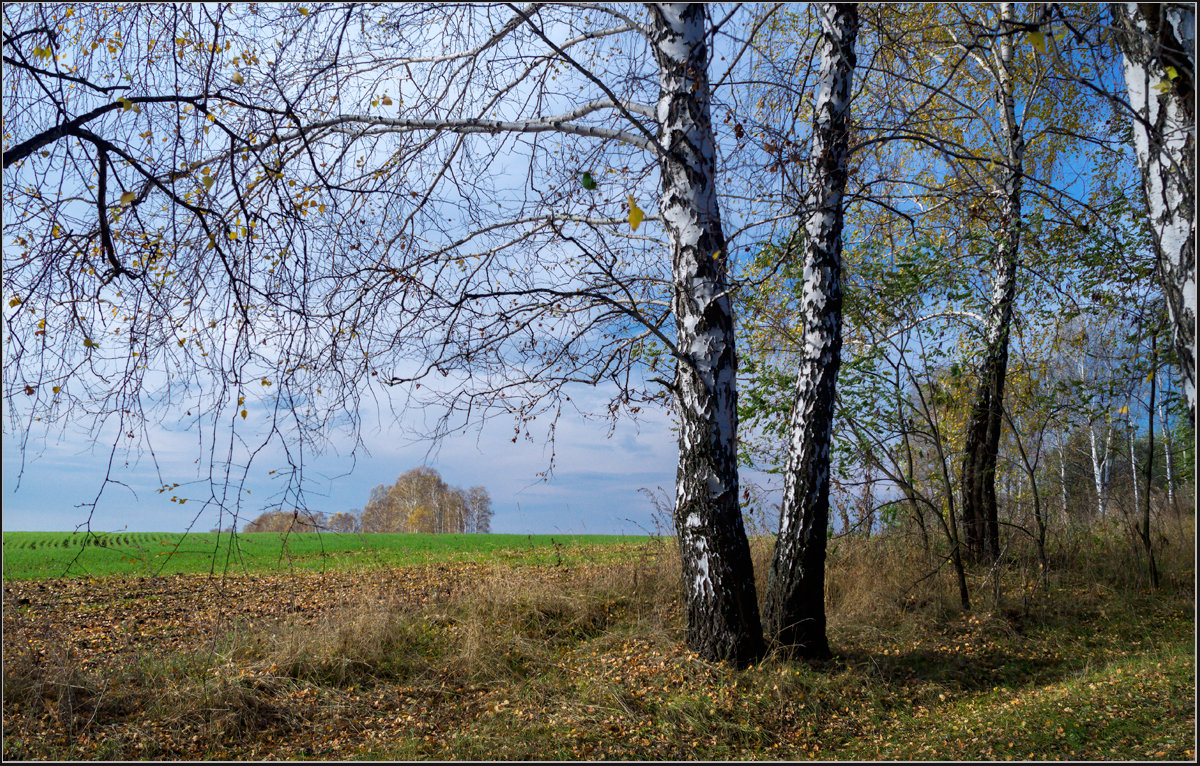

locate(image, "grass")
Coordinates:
2 516 1194 760
1 531 651 580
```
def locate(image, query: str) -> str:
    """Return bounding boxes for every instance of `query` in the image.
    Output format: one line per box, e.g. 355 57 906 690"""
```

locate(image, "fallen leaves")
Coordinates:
2 546 1194 761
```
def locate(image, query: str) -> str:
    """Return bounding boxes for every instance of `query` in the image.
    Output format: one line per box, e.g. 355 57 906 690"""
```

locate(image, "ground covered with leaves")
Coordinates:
3 530 1195 760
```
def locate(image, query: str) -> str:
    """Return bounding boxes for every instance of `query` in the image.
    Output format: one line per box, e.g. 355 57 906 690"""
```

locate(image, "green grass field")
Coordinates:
1 531 653 580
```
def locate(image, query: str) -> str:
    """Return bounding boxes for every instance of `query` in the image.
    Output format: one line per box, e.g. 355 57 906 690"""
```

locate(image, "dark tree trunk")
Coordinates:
650 3 764 667
900 425 933 561
1142 328 1160 588
763 2 858 660
1112 3 1196 427
960 2 1024 565
961 344 1011 562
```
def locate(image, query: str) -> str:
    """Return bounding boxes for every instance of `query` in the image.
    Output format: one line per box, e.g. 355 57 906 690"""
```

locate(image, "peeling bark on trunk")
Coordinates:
763 2 858 660
650 3 764 667
1112 3 1196 427
960 2 1024 564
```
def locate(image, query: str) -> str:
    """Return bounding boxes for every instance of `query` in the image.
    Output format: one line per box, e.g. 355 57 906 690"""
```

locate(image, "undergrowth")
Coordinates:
3 516 1194 760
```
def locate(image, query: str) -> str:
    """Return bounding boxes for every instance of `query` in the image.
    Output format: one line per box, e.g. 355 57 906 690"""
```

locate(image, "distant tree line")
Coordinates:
240 467 492 534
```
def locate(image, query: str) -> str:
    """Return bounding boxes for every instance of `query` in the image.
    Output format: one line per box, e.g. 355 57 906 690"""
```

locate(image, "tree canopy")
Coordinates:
3 2 1192 665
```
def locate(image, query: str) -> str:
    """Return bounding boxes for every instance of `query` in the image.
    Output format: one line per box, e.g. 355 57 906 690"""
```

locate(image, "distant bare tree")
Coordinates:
327 510 362 534
243 509 326 533
465 486 494 534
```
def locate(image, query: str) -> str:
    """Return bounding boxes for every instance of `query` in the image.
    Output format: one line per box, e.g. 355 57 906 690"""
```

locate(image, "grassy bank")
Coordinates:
1 531 651 580
3 519 1194 760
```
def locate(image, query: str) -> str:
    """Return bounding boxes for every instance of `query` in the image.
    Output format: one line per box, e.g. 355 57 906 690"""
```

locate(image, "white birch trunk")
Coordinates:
1113 3 1196 425
1129 426 1141 511
763 2 857 659
1058 429 1069 522
1158 402 1175 505
650 3 763 666
1088 421 1113 517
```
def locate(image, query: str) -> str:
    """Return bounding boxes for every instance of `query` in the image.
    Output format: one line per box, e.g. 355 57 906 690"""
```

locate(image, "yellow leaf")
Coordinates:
7 297 21 307
298 7 309 15
1028 30 1046 54
120 190 136 205
1164 66 1179 81
231 72 244 85
1152 79 1173 94
52 386 61 393
83 338 95 348
240 409 248 419
627 195 644 231
202 176 215 190
119 97 133 111
1118 405 1129 415
381 96 393 105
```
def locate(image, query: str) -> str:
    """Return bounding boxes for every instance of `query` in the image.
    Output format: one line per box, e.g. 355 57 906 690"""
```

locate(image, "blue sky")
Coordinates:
0 5 782 538
1 383 680 535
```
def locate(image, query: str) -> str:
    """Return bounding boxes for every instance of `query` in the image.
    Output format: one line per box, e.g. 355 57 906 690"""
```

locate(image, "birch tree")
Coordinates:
760 2 857 659
949 2 1026 563
360 466 484 534
2 3 765 663
1110 2 1195 426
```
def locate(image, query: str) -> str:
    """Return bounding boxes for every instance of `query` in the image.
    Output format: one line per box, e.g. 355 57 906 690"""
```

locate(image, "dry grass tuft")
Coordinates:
825 535 958 629
2 645 108 737
442 544 682 683
229 606 444 687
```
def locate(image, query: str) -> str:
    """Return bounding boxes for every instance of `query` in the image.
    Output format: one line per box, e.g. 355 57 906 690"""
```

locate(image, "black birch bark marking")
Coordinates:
1112 3 1196 427
763 2 858 659
650 3 763 666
